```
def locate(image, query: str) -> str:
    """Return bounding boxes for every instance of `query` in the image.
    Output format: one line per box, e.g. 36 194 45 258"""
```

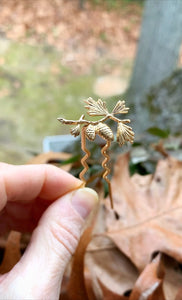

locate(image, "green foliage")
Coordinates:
103 179 109 198
89 0 144 9
0 42 95 151
129 160 155 176
60 155 81 165
99 32 108 42
147 127 170 138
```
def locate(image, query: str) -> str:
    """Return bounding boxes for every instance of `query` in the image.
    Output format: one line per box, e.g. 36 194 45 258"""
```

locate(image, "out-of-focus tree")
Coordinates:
79 0 86 9
127 0 182 131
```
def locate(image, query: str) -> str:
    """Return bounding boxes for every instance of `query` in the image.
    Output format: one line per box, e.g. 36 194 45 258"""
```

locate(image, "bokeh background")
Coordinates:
0 0 181 167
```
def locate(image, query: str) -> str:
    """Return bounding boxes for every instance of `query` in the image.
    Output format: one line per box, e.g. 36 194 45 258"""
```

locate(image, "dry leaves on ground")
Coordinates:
1 152 182 299
0 231 21 274
106 153 182 271
0 0 141 73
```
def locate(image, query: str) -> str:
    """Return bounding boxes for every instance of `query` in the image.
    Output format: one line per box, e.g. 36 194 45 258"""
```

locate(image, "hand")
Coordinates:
0 163 98 299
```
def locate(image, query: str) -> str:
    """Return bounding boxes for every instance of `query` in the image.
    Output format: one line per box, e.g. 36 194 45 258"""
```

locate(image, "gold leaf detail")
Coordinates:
96 123 114 141
84 97 108 116
85 124 96 141
117 122 134 146
70 125 80 137
112 100 129 114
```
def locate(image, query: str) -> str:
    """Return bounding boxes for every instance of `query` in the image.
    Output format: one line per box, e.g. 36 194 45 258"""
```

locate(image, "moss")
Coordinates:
145 69 182 135
0 42 95 152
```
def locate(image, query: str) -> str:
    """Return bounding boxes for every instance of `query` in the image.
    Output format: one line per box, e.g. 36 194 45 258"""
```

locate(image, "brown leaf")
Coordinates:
66 204 99 300
162 256 182 300
86 241 138 298
0 0 141 75
105 153 182 271
27 151 72 171
0 231 21 274
129 254 165 300
99 280 128 299
86 205 138 298
175 288 182 300
59 276 70 300
66 226 94 300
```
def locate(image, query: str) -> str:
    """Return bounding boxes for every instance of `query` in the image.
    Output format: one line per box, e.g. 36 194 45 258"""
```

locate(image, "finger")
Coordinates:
0 162 15 171
1 188 98 299
0 164 81 210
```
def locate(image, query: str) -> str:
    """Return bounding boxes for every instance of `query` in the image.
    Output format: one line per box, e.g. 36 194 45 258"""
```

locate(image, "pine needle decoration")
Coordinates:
57 98 134 208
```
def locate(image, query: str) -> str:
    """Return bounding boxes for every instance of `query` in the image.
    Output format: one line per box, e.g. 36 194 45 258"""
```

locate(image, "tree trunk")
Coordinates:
78 0 86 9
127 0 182 132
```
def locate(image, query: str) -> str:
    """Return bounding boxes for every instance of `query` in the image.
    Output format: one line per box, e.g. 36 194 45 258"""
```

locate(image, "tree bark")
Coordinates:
127 0 182 132
78 0 86 9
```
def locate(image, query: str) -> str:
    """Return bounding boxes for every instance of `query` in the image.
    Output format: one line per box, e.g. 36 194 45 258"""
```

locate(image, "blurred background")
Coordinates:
0 0 182 170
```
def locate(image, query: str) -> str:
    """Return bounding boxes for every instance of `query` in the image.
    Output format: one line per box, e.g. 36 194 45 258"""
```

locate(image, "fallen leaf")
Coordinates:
85 205 138 297
0 231 21 274
0 88 10 99
65 203 99 300
175 288 182 300
162 255 182 300
27 151 72 171
98 279 128 299
105 153 182 271
0 0 141 74
129 254 165 300
66 225 94 300
86 239 138 297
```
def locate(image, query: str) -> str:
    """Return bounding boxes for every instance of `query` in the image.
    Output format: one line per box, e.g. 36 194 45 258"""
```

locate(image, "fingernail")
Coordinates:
71 188 98 219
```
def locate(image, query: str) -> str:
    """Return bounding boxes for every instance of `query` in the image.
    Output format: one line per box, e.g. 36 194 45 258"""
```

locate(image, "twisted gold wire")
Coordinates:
79 126 90 186
101 140 113 209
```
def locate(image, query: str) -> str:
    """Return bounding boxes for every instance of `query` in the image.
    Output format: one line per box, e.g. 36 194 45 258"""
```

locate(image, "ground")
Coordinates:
0 0 142 163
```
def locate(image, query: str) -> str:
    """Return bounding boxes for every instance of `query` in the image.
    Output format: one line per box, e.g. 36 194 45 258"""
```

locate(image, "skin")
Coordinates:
0 163 98 299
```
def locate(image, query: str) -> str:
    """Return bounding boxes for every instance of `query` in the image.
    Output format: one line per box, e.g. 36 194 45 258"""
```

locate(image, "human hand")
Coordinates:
0 163 98 299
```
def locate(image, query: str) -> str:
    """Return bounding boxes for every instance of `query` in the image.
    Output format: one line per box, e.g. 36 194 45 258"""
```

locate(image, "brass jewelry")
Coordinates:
58 98 134 208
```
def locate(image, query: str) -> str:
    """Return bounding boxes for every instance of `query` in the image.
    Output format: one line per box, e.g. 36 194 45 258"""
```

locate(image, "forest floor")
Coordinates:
0 0 142 163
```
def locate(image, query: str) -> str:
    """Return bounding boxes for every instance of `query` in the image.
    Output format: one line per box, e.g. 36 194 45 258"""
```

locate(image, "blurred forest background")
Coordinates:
0 0 142 163
0 0 182 171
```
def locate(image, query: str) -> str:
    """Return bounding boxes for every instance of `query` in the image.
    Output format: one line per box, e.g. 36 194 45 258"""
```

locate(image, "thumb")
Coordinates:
4 188 98 299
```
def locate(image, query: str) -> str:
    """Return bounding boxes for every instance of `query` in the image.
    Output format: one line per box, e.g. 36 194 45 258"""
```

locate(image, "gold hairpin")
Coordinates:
57 97 134 209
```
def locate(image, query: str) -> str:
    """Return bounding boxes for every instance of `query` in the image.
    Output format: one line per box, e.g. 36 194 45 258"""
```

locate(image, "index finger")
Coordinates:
0 164 81 210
